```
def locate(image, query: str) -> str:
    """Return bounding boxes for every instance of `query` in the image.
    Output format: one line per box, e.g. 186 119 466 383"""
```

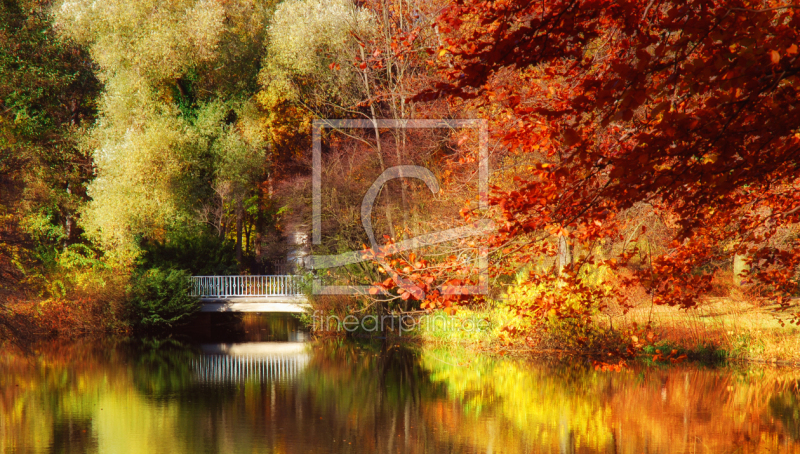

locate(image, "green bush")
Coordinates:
128 268 199 330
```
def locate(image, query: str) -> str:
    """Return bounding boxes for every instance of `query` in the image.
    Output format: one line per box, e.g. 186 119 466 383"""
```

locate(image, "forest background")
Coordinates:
2 0 800 362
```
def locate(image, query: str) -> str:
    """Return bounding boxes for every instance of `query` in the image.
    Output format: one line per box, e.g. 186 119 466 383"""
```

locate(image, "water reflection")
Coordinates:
195 343 310 383
132 338 198 399
181 312 308 343
2 330 800 453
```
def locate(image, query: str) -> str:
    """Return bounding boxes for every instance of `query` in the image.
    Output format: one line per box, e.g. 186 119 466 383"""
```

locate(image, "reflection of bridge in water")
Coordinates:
192 342 309 383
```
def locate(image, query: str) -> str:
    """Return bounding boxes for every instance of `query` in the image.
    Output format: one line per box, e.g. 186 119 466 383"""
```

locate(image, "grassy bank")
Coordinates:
304 294 800 365
421 299 800 364
613 299 800 364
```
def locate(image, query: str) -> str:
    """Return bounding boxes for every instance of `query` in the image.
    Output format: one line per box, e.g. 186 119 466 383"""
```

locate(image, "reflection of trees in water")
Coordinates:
0 338 129 452
130 338 214 401
0 338 244 453
418 348 603 452
6 338 800 453
129 337 255 450
770 387 800 441
49 418 97 454
296 340 503 453
418 350 800 453
239 313 306 342
302 339 441 410
180 313 306 343
131 338 198 399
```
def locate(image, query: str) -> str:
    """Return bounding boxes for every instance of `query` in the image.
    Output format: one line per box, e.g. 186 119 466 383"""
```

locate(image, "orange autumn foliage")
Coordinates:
410 0 800 321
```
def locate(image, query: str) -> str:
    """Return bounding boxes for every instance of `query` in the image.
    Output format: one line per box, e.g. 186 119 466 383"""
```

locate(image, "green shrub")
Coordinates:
128 268 199 330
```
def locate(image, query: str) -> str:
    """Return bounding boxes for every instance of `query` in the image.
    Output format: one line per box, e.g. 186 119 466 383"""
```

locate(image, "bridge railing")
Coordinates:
191 275 304 298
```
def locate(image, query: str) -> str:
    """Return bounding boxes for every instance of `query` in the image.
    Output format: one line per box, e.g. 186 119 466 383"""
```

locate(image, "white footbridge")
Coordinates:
191 275 308 313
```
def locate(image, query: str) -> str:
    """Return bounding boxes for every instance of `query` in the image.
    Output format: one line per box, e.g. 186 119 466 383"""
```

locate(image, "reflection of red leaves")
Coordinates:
671 355 688 364
592 360 626 372
651 349 687 364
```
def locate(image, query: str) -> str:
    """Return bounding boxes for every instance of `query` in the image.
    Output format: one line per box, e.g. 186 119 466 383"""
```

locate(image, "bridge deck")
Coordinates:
199 296 309 313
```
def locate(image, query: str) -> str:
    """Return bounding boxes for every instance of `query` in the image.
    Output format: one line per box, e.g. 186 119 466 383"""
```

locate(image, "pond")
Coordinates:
2 313 800 453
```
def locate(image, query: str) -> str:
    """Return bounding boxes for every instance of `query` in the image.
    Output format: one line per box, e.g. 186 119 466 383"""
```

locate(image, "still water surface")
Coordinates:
2 313 800 453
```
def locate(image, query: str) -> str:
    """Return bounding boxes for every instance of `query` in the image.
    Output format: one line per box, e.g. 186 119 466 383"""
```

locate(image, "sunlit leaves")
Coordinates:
257 0 375 112
53 0 274 263
54 0 226 82
425 0 800 321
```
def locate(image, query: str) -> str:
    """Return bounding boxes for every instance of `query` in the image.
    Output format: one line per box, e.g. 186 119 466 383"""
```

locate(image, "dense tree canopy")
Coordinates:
53 0 274 263
414 0 800 322
4 0 800 337
0 0 98 295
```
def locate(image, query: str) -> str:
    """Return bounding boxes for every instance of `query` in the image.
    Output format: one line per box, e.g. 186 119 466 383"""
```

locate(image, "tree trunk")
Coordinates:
359 46 387 172
245 223 250 256
733 253 750 286
235 198 243 263
557 235 572 276
63 183 72 251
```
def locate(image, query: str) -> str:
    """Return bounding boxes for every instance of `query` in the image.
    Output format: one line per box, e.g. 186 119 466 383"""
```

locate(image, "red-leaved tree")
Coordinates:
410 0 800 325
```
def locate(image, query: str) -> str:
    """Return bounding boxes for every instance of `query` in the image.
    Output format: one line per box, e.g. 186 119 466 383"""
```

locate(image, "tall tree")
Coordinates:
53 0 274 265
258 0 452 239
0 0 98 293
417 0 800 322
